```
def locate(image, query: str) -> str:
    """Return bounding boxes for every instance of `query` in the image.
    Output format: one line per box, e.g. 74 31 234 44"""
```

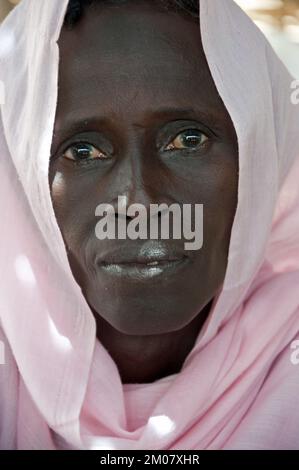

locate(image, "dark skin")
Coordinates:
49 1 239 384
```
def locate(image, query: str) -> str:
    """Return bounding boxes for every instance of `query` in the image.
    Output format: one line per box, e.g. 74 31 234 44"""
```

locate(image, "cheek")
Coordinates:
49 168 68 229
186 149 238 274
50 170 66 204
187 162 238 237
49 167 89 251
214 160 238 240
50 170 72 224
202 145 238 230
206 161 238 281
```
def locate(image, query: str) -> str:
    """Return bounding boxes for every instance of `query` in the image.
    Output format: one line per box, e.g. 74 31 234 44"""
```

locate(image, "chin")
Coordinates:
91 298 199 336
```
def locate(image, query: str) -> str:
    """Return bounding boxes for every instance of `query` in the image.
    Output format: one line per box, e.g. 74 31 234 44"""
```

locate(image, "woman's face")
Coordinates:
49 2 239 336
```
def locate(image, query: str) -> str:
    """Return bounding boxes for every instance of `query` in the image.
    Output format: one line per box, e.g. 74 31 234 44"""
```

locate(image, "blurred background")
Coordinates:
0 0 299 77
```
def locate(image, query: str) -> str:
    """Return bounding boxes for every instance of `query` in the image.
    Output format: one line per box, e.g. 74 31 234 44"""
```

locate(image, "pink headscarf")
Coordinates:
0 0 299 450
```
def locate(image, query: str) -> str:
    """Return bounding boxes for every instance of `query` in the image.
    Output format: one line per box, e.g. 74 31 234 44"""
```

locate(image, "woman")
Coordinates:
0 0 299 450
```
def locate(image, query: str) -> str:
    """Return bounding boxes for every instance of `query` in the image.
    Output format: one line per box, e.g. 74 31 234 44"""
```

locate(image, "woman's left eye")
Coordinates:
63 143 108 161
164 129 209 151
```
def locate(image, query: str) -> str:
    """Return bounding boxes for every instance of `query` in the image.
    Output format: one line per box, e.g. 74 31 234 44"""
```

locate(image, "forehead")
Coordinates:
55 3 228 126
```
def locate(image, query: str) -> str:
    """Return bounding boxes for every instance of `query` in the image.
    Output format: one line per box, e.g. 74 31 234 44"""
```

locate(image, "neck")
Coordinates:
94 301 212 384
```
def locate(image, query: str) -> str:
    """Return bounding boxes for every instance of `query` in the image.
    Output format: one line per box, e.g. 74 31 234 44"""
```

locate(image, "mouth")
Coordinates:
99 257 189 279
96 241 190 280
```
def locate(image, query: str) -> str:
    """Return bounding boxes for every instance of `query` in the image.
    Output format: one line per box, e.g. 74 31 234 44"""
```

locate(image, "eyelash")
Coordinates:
163 129 210 153
62 142 108 165
60 128 210 165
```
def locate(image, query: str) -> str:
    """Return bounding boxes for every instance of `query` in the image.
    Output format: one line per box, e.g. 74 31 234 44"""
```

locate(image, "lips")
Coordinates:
96 241 190 279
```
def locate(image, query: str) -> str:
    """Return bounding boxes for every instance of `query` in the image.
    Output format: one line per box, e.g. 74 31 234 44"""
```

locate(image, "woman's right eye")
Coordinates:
63 142 109 161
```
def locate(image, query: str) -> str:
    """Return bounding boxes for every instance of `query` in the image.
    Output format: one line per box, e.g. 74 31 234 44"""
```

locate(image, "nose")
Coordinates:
110 179 168 222
108 145 173 220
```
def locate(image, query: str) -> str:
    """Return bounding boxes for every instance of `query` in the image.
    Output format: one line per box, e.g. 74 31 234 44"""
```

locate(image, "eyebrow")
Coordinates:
53 106 223 140
146 107 221 126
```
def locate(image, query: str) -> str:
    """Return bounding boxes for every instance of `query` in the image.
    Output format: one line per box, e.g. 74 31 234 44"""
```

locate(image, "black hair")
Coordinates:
64 0 199 28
